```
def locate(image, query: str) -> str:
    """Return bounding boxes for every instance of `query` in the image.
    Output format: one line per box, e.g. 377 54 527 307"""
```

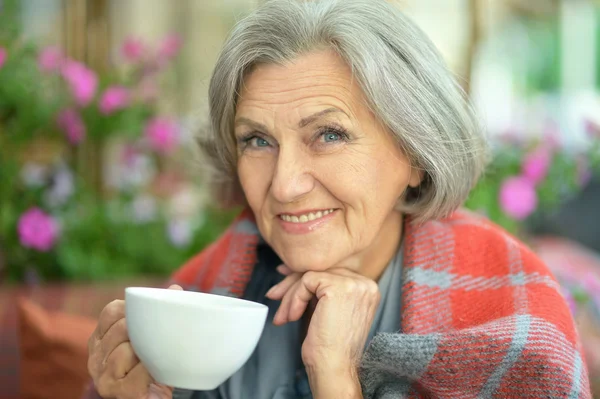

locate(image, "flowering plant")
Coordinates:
0 2 236 284
464 122 600 235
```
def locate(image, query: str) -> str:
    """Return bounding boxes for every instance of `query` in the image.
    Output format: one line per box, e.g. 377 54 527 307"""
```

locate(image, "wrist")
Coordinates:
306 364 362 399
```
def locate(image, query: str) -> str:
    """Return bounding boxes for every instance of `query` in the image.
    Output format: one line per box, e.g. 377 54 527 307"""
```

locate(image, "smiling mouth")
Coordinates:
278 209 336 223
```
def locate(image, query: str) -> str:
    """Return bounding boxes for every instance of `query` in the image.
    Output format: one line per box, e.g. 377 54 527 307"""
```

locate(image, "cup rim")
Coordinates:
125 287 268 312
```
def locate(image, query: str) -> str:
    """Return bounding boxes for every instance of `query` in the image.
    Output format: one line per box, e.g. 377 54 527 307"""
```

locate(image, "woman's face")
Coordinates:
235 50 421 274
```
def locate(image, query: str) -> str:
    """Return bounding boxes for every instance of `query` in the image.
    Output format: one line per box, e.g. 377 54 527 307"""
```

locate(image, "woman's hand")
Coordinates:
87 285 182 399
265 266 380 398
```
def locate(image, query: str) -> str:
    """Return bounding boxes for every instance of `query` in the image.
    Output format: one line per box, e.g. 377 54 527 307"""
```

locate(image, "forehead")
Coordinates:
236 50 366 119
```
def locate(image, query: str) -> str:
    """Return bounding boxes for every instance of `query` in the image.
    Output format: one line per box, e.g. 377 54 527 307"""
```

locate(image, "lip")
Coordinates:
276 208 338 235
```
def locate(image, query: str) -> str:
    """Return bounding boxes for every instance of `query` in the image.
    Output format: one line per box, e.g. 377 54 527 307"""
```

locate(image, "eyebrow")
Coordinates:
234 107 345 132
298 107 343 128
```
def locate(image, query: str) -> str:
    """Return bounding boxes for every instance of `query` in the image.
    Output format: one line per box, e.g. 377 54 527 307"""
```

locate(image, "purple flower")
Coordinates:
121 37 146 63
57 108 86 145
18 208 59 252
61 60 98 106
157 34 182 63
144 117 179 154
522 146 551 185
499 176 538 220
38 46 63 73
167 219 193 247
99 86 130 114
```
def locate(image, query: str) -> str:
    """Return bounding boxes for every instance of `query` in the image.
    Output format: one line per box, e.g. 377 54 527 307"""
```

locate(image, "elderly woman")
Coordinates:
86 0 591 398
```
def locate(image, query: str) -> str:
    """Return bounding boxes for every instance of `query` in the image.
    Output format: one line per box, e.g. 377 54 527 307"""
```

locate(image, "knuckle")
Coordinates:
365 280 379 295
341 279 358 293
106 299 125 317
98 301 118 324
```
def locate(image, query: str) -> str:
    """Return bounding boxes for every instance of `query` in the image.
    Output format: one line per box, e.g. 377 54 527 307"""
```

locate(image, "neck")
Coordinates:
356 210 404 281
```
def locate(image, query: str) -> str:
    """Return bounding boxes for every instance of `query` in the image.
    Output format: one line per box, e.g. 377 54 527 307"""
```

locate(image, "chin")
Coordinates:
275 245 342 273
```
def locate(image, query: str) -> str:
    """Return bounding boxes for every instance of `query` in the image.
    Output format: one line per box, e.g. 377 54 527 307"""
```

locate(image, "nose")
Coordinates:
270 146 315 204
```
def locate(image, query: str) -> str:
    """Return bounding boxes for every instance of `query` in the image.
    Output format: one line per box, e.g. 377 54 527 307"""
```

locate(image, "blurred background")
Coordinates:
0 0 599 398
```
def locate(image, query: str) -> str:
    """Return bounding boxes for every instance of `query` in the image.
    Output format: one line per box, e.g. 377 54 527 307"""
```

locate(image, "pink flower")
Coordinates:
38 46 63 73
157 34 182 63
61 60 98 106
0 47 7 69
144 117 179 154
522 146 551 185
99 86 130 114
18 208 59 252
121 37 146 63
499 176 538 220
57 108 86 144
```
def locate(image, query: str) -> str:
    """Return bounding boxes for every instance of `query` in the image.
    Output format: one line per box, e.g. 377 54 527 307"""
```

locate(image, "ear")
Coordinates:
408 168 425 188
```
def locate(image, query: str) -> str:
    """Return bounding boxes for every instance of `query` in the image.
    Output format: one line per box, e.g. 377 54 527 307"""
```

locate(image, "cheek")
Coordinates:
317 151 410 212
237 157 273 209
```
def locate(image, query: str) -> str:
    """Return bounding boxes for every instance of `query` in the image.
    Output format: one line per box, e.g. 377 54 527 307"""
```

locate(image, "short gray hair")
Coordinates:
200 0 489 223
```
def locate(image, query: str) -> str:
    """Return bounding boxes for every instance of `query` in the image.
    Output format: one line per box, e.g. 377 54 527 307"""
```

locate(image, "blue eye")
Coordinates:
323 132 341 142
254 137 270 147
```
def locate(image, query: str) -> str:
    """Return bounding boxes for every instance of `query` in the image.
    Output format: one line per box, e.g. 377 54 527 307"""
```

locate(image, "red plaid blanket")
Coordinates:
171 208 591 398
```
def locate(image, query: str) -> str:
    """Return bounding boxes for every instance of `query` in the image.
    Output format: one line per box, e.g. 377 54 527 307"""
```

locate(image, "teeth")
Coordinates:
280 209 334 223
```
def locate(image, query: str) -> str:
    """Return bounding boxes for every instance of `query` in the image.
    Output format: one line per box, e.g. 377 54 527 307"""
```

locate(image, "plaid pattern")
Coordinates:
168 208 592 398
0 279 161 399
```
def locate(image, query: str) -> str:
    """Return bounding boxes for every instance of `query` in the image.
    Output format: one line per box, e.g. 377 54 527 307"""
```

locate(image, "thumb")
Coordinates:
168 284 183 291
147 383 173 399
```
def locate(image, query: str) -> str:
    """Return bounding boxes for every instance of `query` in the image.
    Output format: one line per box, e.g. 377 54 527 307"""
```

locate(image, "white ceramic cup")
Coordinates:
125 287 268 391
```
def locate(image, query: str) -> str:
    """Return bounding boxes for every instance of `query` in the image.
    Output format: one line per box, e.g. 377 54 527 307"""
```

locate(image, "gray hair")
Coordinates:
200 0 489 223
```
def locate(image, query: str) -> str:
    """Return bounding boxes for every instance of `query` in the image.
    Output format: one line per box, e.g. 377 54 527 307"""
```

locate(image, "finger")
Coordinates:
286 278 315 322
114 361 154 399
96 300 125 339
106 341 140 380
168 284 183 290
101 317 129 363
273 279 301 325
276 265 293 276
265 272 301 300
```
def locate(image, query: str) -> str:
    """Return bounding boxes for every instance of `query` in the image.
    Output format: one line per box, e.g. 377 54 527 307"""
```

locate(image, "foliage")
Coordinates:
464 126 600 235
0 1 238 284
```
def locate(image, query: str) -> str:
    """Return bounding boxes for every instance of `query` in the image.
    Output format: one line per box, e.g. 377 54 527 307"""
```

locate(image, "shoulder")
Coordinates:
168 209 260 293
405 209 576 339
407 208 550 276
